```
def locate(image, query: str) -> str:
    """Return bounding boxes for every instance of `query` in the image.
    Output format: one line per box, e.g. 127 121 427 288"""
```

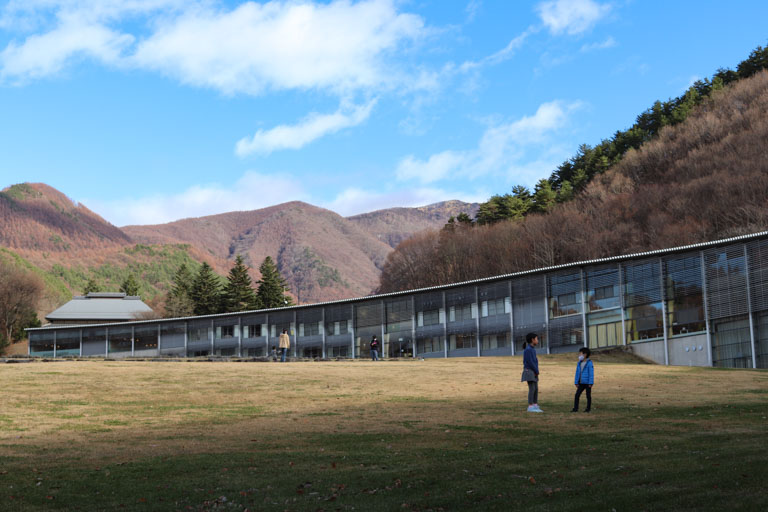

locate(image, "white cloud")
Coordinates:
0 13 132 79
85 171 307 226
580 36 616 52
324 186 488 217
1 1 428 97
536 0 611 35
236 99 377 156
396 101 581 185
131 0 426 96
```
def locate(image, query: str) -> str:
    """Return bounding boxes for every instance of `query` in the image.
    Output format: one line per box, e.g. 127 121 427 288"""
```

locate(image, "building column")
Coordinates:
183 321 188 358
157 324 161 356
411 296 417 358
79 329 83 357
700 251 713 367
543 275 551 355
442 291 448 359
293 310 298 358
618 263 627 347
508 281 515 356
238 316 243 358
350 304 356 359
53 330 57 359
210 319 214 356
475 286 481 357
105 327 110 358
659 258 669 366
380 300 386 359
321 307 327 359
131 325 135 357
580 268 588 349
265 314 270 357
744 244 758 369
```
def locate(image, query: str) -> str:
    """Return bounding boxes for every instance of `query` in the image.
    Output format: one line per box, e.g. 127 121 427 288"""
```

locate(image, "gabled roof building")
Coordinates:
45 292 154 325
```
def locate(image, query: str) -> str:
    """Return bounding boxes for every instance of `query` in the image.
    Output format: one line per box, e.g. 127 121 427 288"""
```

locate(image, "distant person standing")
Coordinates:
370 335 380 361
521 332 542 413
572 347 594 413
279 329 290 362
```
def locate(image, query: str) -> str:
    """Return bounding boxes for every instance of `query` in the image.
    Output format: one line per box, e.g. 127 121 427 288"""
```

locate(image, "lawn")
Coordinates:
0 355 766 511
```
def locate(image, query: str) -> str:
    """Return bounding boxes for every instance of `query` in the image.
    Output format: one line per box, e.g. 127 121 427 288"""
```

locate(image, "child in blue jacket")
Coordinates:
521 332 542 413
571 347 594 413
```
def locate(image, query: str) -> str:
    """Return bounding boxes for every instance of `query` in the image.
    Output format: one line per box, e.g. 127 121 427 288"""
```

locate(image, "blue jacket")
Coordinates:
574 359 594 385
523 345 539 374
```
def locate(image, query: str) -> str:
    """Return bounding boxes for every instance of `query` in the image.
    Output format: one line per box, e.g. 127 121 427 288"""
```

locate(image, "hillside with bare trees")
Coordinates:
378 69 768 292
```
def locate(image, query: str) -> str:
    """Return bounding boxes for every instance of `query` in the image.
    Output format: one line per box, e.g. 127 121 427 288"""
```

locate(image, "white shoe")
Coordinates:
532 405 543 413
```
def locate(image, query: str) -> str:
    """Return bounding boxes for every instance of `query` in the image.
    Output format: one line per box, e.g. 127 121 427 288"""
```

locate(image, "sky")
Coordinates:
1 0 767 227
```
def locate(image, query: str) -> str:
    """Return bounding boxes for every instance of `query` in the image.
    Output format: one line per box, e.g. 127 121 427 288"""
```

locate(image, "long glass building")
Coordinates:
26 232 768 369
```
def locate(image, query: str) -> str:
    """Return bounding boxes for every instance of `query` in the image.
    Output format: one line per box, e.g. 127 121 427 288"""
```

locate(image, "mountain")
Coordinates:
0 182 476 311
348 200 480 248
123 200 478 302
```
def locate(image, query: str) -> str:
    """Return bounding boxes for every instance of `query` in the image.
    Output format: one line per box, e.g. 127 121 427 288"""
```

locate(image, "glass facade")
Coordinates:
26 234 768 369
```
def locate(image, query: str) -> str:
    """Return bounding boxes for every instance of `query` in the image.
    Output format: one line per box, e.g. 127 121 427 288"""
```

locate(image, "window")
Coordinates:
417 336 442 354
300 322 320 337
216 325 236 339
625 303 664 341
244 324 262 338
449 333 476 350
189 327 209 342
482 298 509 317
329 345 349 358
481 333 510 350
419 309 441 326
449 304 476 322
326 320 350 336
665 256 705 336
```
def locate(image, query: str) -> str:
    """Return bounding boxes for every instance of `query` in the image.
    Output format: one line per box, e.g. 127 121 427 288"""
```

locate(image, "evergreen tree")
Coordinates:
83 278 99 295
532 179 556 213
120 273 140 297
255 256 294 309
190 262 222 315
222 255 258 312
165 263 195 318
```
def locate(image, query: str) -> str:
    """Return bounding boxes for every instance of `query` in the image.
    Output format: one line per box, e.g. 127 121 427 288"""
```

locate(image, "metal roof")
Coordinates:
29 230 768 332
44 295 153 322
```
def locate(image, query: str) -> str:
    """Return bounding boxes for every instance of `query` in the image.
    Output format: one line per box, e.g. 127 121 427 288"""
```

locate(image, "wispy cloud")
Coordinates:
580 36 616 52
84 171 307 226
536 0 611 35
396 100 582 185
236 99 377 157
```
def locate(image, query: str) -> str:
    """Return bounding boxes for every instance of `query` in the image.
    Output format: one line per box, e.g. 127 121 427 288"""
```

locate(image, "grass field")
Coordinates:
0 355 767 511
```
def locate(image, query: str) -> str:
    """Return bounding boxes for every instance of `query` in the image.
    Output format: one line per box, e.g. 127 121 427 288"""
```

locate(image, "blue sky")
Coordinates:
1 0 767 226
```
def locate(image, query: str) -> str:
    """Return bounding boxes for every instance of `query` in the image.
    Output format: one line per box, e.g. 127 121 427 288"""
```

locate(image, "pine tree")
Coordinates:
222 255 258 312
120 273 140 297
190 262 222 315
165 263 195 318
83 278 99 295
255 256 294 309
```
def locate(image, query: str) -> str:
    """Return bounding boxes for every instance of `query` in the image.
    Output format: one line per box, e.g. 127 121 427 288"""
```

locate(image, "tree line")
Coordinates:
163 256 294 318
472 44 768 226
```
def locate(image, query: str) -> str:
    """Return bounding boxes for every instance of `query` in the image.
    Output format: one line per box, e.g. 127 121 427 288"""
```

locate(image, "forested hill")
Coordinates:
377 67 768 292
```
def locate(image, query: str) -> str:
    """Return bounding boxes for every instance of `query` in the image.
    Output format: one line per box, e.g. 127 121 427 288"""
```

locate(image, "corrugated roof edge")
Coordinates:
27 230 768 332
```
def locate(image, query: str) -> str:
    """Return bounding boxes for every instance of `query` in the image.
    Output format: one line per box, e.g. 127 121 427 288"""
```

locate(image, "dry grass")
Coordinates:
0 356 766 510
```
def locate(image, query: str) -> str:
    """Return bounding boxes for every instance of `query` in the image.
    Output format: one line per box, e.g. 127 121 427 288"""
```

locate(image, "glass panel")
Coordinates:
417 336 443 354
712 316 752 368
55 329 80 356
625 302 663 341
665 255 705 336
134 326 158 352
108 327 132 354
30 331 55 357
548 272 582 318
481 332 510 350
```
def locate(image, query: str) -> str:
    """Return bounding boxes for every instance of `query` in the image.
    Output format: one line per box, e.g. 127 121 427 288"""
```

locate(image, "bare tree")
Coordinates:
0 261 44 347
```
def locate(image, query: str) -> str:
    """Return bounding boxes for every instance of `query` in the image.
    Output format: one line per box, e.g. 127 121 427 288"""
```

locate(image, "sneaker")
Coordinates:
570 409 578 413
584 409 591 413
533 405 543 412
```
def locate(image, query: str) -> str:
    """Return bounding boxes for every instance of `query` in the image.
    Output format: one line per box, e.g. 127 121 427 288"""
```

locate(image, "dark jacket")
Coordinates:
523 345 539 374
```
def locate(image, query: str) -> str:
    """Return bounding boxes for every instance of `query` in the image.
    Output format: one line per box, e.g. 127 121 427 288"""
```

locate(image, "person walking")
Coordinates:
521 332 543 413
370 335 380 361
571 347 594 413
279 329 290 362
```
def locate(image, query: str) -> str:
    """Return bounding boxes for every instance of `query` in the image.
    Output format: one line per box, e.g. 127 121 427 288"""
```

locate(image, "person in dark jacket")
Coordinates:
521 332 542 413
370 335 380 361
572 347 594 412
